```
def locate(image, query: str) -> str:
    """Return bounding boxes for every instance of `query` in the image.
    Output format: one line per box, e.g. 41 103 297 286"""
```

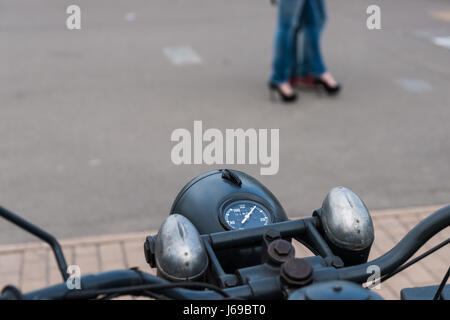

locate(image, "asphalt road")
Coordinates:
1 0 449 244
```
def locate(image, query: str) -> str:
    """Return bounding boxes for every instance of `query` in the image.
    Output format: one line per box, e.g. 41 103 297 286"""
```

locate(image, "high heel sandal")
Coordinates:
313 78 341 95
268 83 297 103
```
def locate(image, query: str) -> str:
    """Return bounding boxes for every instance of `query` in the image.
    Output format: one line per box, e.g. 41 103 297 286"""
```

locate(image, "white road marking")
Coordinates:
414 29 450 50
432 36 450 49
394 78 432 93
163 46 202 66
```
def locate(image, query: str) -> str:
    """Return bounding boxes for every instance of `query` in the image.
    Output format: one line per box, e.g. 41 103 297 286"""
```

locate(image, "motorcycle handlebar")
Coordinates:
19 269 281 300
314 205 450 283
8 205 450 300
20 270 223 300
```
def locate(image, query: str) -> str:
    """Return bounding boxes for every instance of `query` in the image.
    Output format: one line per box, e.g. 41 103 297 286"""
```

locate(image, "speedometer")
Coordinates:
221 200 272 230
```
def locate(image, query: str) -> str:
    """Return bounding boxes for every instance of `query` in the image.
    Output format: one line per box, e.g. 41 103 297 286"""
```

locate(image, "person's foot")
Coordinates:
268 82 297 102
274 82 295 96
314 72 341 95
319 72 338 88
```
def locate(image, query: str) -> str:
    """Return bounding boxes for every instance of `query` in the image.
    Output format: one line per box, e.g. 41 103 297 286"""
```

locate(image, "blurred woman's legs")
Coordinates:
294 0 340 94
296 0 326 77
269 0 305 102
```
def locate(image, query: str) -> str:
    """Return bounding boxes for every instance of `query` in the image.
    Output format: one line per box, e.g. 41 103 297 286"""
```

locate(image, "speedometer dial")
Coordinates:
222 200 271 230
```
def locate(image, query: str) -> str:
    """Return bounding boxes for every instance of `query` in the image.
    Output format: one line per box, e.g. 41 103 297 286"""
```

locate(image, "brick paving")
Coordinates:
0 205 448 300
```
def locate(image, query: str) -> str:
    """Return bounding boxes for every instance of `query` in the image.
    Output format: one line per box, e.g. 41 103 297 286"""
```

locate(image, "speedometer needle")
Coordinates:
241 206 256 224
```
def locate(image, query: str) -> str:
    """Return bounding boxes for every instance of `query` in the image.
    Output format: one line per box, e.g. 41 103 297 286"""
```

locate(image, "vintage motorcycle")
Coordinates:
1 169 449 300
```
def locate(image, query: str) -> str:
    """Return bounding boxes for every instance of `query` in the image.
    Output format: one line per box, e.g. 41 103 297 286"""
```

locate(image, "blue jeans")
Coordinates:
270 0 327 84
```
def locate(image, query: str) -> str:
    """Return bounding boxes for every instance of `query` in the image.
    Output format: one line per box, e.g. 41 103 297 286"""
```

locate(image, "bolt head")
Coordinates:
280 258 313 286
273 240 292 256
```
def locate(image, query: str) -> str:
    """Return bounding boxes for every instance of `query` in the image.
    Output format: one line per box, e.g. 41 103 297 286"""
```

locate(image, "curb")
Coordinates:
0 204 446 254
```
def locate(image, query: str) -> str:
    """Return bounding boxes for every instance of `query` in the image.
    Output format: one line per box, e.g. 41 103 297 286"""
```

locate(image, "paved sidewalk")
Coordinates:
0 205 448 300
